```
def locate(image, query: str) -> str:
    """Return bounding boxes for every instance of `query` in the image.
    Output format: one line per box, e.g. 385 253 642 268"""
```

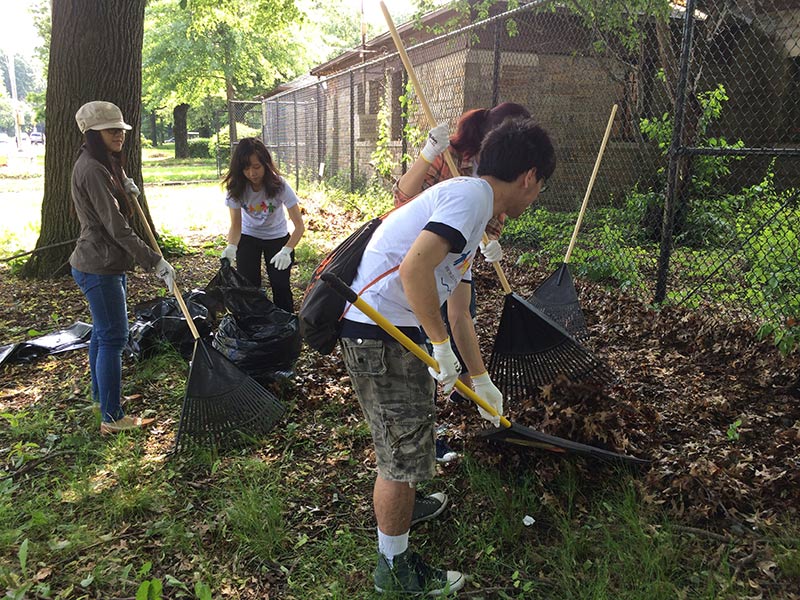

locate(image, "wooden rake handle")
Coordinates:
563 104 617 264
127 192 201 341
323 272 512 428
379 1 512 295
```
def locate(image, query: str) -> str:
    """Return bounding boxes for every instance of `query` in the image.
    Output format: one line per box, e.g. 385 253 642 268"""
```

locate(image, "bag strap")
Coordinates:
340 265 400 321
338 206 403 321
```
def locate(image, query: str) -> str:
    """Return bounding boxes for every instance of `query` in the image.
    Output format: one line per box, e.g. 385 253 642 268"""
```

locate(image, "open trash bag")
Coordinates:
205 260 301 383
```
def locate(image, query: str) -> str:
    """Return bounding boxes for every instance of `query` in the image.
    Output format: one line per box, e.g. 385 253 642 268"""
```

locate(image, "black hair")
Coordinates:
223 137 284 200
83 129 131 217
476 118 556 183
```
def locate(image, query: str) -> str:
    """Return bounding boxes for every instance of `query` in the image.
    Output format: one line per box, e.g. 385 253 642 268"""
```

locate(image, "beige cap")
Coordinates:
75 101 132 133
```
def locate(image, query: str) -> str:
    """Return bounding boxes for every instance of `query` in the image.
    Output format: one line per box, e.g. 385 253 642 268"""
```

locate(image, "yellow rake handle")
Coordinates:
379 1 511 295
128 192 201 341
323 273 512 428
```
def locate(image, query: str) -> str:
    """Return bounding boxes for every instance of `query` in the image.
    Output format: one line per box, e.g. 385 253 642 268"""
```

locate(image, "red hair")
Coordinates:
449 102 531 160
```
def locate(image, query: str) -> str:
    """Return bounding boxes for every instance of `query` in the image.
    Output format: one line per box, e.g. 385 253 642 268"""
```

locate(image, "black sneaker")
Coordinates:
448 389 469 404
411 492 448 527
374 549 465 595
435 438 458 464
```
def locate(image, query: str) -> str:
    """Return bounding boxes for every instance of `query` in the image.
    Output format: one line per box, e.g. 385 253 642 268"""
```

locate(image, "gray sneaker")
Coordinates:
411 492 448 527
374 550 465 595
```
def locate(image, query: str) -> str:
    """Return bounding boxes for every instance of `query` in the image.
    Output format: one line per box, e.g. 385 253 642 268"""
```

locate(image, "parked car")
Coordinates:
30 132 45 145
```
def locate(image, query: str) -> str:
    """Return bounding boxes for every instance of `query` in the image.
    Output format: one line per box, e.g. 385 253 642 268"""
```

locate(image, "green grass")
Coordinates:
142 145 220 183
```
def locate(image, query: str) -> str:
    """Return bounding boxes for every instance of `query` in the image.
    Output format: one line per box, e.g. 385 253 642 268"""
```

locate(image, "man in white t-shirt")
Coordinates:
339 118 556 595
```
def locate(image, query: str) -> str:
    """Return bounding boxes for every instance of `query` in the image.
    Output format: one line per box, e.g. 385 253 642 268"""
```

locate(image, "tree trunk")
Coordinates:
174 103 189 158
22 0 150 279
149 110 158 146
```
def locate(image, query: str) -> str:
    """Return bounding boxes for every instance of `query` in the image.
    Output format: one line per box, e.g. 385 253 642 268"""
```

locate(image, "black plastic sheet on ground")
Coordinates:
205 260 301 383
0 322 93 367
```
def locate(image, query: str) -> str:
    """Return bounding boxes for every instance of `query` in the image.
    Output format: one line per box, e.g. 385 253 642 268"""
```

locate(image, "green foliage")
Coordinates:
157 231 190 257
399 81 426 169
187 138 212 159
215 123 261 165
564 0 672 57
726 419 742 441
143 0 309 116
370 77 397 183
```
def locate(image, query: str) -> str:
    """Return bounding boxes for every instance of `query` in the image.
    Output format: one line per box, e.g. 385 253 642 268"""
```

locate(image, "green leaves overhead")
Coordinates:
143 0 307 110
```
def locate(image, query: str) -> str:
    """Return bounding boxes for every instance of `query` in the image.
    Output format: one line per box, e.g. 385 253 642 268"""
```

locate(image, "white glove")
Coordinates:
420 123 450 163
428 338 461 394
221 243 237 264
479 239 503 263
471 372 503 427
155 257 175 292
269 246 292 270
124 177 140 197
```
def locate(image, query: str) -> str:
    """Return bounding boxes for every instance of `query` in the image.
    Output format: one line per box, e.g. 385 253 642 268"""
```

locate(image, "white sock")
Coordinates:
378 528 409 567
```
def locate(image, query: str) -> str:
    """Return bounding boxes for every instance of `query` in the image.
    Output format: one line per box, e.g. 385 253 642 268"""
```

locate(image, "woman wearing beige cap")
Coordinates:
70 100 175 435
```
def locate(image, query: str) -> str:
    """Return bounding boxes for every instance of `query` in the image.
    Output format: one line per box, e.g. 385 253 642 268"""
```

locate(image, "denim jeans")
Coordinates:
71 267 128 423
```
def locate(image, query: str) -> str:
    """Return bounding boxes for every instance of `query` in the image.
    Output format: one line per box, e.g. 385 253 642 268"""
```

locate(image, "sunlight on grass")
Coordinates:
145 183 229 240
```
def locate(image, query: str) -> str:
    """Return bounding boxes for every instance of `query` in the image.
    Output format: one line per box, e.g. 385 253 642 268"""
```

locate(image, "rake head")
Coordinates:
479 422 651 467
488 293 615 403
173 340 286 452
527 264 589 342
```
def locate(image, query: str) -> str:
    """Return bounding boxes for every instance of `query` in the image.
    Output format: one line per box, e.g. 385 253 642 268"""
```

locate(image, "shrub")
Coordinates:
187 138 212 158
214 123 261 166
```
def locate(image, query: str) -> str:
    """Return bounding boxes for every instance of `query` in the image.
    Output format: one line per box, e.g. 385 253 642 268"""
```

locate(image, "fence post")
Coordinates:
213 110 221 178
317 82 324 180
401 70 408 175
654 0 697 303
350 70 355 192
293 93 300 191
492 19 502 106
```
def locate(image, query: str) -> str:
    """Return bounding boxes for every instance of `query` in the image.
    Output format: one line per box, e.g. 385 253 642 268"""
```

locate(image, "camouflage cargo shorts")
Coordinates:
340 337 436 482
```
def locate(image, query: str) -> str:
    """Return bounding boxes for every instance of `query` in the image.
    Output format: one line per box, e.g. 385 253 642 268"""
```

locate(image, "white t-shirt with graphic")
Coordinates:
347 177 494 327
224 177 299 240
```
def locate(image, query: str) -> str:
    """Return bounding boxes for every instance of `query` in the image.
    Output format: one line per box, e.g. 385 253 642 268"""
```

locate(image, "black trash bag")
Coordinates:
206 260 301 382
0 322 93 368
213 312 301 382
205 259 276 318
127 292 214 360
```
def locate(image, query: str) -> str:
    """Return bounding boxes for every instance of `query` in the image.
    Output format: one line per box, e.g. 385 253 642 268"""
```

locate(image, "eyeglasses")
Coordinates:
539 178 548 193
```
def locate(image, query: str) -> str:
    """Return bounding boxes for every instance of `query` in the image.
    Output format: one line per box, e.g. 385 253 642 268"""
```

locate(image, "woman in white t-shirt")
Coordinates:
220 138 305 312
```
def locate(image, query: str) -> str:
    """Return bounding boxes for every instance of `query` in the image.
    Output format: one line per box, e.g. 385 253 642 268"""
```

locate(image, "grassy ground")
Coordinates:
1 163 799 599
142 145 221 183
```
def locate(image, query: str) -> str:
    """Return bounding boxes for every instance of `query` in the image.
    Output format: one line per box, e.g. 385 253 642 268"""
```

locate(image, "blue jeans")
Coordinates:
71 268 128 423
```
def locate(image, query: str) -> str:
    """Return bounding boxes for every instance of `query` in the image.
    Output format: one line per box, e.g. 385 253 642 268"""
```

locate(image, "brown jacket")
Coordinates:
69 148 161 275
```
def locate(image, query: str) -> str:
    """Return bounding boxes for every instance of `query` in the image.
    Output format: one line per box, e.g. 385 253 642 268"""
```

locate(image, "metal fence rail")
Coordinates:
231 0 800 350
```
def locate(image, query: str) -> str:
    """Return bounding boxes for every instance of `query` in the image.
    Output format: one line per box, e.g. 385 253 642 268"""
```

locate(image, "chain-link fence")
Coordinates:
232 0 800 351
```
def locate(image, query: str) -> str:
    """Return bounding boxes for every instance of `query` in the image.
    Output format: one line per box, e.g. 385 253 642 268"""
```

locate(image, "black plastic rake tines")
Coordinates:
527 264 589 343
480 422 651 467
488 293 615 402
174 341 286 452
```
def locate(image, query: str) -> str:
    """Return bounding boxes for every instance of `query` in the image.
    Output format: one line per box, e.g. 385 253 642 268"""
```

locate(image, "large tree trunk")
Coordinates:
174 103 190 159
22 0 150 279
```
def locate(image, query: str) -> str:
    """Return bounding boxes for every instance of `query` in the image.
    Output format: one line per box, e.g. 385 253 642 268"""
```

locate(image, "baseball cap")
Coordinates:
75 101 132 134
